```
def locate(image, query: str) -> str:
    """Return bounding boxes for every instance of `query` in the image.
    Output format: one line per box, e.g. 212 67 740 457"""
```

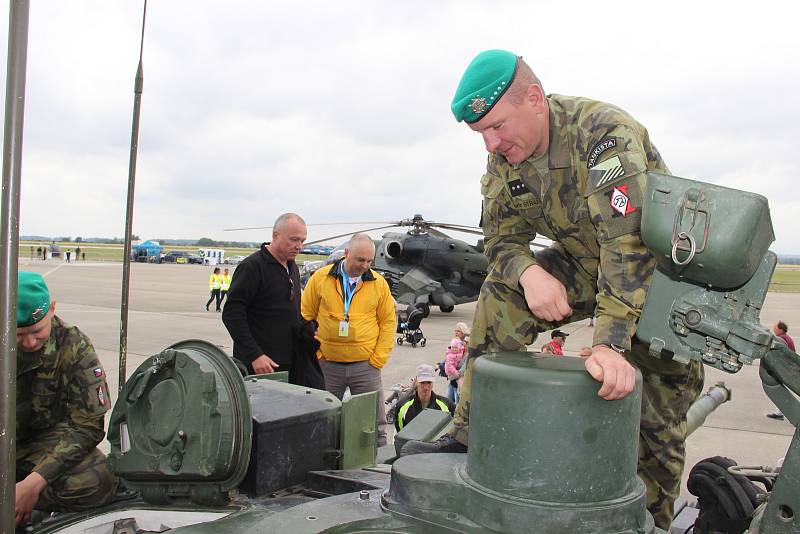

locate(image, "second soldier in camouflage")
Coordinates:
402 50 703 530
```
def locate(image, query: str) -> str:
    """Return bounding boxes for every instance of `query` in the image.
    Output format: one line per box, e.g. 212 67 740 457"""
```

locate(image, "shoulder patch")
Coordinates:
589 155 626 189
587 137 618 168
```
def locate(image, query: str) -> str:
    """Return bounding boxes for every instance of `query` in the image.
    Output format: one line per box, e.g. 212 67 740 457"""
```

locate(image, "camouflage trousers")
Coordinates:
17 431 117 512
452 245 704 530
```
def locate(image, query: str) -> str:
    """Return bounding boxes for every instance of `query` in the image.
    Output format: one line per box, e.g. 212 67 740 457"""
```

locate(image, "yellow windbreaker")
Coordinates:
301 261 396 369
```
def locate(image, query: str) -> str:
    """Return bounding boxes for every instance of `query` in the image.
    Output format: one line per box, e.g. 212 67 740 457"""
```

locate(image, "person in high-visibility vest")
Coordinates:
219 268 232 308
205 267 223 312
392 363 454 431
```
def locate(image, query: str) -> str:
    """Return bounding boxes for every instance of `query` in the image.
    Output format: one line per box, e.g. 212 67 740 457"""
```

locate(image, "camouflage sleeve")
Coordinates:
34 332 110 483
584 125 658 350
481 155 540 284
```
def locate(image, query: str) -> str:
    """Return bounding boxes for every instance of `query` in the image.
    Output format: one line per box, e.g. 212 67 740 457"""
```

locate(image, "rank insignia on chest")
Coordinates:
608 184 636 217
508 179 531 197
590 155 626 189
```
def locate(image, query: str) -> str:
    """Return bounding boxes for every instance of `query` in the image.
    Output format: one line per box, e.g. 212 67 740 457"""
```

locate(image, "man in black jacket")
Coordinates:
222 213 309 382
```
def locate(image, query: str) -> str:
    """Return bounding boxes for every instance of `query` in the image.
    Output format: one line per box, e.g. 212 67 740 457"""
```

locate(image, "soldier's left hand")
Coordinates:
584 346 636 400
15 472 47 526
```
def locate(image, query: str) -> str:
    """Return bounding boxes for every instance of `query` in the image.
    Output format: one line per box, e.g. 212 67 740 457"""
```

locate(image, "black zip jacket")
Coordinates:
222 244 301 367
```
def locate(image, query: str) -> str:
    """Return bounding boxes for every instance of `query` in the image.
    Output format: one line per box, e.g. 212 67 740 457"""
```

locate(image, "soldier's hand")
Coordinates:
584 346 636 400
519 265 572 322
15 472 47 526
252 354 279 374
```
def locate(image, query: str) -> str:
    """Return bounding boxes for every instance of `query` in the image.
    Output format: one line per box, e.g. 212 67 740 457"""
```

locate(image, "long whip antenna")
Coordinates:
118 0 148 393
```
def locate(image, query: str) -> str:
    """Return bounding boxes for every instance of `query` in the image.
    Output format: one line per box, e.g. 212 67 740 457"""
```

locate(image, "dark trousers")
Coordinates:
206 289 221 311
219 289 228 307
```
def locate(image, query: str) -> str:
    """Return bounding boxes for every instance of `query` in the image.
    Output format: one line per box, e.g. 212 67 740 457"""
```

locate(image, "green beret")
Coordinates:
18 271 51 327
451 49 519 123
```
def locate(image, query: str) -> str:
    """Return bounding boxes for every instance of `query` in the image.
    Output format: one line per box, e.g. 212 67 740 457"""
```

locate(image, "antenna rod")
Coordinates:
1 1 30 529
118 0 147 393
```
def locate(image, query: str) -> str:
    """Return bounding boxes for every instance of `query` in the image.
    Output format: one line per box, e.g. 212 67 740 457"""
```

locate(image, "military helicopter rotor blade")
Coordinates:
223 220 400 232
432 223 485 236
425 227 452 238
302 224 402 246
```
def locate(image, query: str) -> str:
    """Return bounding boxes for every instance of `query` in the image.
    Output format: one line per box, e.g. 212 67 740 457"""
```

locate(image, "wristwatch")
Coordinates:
599 343 627 355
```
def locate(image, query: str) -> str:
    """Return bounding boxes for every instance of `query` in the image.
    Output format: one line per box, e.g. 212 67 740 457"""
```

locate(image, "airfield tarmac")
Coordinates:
17 259 797 501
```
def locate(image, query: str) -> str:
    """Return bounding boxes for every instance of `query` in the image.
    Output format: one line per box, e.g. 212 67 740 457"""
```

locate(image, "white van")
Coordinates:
197 248 225 266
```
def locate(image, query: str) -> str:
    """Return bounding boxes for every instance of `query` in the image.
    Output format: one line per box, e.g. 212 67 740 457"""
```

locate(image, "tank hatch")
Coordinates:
107 340 252 506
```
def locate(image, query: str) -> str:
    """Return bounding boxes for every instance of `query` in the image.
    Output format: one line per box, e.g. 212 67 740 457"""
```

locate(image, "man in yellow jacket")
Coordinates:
302 233 397 446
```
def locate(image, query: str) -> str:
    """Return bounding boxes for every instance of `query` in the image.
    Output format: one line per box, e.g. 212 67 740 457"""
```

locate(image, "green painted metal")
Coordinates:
245 371 289 382
685 383 731 437
340 391 378 470
107 340 252 505
641 172 774 289
468 354 642 502
393 408 452 456
384 353 655 533
637 246 776 373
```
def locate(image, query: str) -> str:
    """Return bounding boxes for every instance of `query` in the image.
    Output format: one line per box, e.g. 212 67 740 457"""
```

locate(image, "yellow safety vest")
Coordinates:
209 273 222 290
397 397 451 430
221 274 232 291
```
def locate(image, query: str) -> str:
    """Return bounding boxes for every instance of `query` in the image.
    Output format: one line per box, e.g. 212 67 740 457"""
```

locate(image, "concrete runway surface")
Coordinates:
17 259 797 501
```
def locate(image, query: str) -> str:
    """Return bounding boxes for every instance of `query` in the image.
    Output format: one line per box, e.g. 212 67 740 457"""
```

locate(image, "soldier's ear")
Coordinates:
49 299 56 316
525 83 545 109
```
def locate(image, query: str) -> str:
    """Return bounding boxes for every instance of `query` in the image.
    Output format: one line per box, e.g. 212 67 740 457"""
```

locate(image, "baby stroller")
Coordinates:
396 304 427 348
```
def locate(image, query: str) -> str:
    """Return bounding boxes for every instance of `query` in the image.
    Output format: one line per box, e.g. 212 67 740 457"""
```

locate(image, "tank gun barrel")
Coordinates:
686 382 731 437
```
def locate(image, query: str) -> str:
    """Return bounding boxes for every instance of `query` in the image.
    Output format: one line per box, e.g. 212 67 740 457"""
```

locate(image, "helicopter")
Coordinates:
282 214 549 316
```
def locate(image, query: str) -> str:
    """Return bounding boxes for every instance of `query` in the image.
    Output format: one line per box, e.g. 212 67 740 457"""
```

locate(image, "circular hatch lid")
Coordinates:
107 340 252 505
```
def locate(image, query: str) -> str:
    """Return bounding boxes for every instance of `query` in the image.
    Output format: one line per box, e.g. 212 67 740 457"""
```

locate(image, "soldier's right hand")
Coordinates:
519 265 572 322
252 354 279 374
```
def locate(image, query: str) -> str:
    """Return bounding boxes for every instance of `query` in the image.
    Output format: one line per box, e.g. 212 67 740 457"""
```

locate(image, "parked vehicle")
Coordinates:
160 250 191 264
224 255 246 265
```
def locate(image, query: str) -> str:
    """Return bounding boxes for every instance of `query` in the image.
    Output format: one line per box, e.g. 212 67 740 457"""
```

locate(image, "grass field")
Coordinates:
18 241 323 264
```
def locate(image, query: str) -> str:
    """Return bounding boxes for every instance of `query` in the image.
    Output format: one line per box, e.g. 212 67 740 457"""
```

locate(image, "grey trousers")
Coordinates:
319 359 387 446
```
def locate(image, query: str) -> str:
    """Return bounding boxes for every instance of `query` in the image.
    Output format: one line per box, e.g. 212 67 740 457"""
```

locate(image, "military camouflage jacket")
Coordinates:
17 316 111 483
480 94 667 350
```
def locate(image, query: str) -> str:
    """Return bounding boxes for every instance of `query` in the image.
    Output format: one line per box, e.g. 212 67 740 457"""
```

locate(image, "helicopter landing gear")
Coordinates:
439 305 454 313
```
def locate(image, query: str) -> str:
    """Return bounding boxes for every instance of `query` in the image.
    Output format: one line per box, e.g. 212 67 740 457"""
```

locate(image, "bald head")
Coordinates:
268 212 307 265
273 212 306 233
505 58 544 107
343 233 375 277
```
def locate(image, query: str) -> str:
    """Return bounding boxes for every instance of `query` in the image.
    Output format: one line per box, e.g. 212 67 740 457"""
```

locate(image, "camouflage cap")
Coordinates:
451 49 519 123
18 271 51 327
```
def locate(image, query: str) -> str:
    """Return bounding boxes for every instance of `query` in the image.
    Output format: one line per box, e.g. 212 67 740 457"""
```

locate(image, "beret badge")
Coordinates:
469 97 487 115
31 304 47 322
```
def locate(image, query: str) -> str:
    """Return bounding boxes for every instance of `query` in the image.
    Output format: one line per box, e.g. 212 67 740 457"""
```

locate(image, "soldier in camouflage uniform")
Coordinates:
401 50 704 529
15 272 116 526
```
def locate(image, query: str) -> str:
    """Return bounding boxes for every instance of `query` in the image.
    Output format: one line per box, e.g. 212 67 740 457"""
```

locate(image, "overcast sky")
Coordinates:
1 0 799 252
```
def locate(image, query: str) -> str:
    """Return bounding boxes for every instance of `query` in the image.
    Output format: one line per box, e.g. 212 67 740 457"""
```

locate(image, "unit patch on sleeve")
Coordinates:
607 184 636 217
590 155 626 189
97 385 106 406
586 137 618 169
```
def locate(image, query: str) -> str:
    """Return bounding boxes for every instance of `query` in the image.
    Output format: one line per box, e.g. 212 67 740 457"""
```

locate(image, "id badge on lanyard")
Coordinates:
339 271 355 337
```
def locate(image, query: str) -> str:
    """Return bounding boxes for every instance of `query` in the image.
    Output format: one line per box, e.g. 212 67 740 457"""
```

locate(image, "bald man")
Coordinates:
301 233 397 446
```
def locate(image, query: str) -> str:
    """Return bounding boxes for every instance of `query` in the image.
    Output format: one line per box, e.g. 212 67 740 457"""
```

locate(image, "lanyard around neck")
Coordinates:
340 269 357 319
